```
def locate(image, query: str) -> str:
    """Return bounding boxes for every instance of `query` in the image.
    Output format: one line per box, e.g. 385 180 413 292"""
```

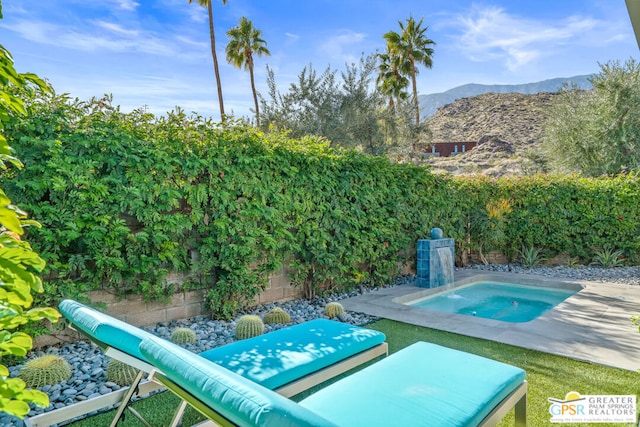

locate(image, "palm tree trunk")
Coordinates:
249 64 260 127
410 59 420 125
207 1 225 122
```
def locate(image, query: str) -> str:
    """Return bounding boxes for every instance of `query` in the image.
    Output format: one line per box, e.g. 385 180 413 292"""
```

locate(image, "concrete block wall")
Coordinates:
83 266 303 328
87 288 208 327
256 264 303 304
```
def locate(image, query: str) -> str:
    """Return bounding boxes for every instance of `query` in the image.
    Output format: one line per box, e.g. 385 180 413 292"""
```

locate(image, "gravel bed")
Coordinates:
465 263 640 286
4 266 639 426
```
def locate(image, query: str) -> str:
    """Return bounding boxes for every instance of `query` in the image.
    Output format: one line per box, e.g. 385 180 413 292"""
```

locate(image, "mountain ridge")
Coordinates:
418 75 593 119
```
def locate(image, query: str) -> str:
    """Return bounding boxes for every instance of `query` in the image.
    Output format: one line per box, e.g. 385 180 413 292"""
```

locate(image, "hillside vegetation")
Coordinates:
423 92 561 176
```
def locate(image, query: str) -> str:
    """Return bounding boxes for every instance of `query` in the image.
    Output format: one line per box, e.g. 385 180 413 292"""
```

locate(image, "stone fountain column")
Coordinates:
417 228 455 288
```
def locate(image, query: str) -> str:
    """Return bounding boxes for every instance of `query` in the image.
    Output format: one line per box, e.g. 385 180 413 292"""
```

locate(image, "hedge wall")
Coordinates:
452 174 640 262
2 93 638 318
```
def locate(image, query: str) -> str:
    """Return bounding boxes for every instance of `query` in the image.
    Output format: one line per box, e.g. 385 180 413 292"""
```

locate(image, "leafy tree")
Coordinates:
0 3 59 418
225 17 271 127
383 16 435 125
541 59 640 176
259 54 418 156
188 0 228 122
261 63 340 139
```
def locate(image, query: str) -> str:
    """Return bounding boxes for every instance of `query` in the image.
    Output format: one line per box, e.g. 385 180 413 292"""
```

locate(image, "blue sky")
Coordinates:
1 0 638 120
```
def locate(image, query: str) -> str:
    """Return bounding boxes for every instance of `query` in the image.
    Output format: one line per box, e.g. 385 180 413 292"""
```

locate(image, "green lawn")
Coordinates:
67 319 639 427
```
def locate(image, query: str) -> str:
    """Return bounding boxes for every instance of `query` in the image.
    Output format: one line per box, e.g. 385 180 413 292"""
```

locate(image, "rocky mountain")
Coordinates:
421 91 566 176
418 75 592 119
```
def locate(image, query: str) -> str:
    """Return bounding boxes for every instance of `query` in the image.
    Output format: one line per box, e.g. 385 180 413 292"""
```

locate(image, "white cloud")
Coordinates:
452 6 600 71
176 35 208 49
285 32 300 42
319 30 367 63
112 0 140 11
4 19 180 56
184 1 209 24
93 20 140 37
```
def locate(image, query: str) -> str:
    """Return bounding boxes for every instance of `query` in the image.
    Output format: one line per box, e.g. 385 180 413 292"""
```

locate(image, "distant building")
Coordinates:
414 142 478 157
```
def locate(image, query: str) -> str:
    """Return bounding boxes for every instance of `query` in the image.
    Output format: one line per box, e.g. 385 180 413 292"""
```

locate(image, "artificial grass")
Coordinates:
66 319 639 427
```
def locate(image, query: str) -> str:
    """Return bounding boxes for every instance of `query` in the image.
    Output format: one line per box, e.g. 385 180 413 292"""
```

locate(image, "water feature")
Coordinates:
406 282 579 323
416 228 454 288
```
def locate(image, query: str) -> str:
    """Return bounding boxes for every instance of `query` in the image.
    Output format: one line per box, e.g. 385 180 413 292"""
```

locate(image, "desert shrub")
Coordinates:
106 359 140 386
325 302 345 319
170 328 197 345
235 315 264 340
19 355 71 388
263 308 291 325
591 246 625 268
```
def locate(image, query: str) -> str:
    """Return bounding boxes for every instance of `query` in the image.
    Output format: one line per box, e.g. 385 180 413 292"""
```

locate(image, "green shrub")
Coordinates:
106 359 140 386
263 307 291 325
170 327 197 345
325 302 345 319
3 84 639 322
591 246 625 268
235 315 264 340
19 355 72 388
518 246 546 268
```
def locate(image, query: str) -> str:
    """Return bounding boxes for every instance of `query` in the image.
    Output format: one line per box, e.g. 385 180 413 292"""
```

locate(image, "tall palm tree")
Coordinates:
376 50 409 114
225 17 270 127
383 16 435 125
188 0 228 122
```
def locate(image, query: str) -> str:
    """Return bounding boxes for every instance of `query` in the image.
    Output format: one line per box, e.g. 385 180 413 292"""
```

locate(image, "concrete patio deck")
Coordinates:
341 270 640 371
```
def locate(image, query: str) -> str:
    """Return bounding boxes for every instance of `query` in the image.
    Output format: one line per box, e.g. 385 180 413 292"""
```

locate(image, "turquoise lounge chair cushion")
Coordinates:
299 341 526 427
199 318 386 389
59 299 152 361
140 336 338 427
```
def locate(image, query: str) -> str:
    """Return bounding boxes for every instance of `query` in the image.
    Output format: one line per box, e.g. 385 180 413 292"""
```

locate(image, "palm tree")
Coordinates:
188 0 228 122
376 50 409 114
225 17 270 127
383 16 435 125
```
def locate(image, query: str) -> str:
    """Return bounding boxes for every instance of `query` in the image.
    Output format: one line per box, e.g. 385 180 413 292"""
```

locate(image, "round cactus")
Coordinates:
19 354 72 388
263 307 291 325
170 327 197 345
325 302 345 319
235 315 264 340
106 359 141 386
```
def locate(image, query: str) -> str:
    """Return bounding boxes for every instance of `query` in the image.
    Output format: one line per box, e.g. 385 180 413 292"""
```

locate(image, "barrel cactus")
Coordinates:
325 302 345 319
170 327 197 345
264 307 291 325
19 355 72 388
235 315 264 340
106 359 141 386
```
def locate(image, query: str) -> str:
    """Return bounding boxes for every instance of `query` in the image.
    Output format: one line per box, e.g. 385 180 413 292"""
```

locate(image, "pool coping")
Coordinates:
340 270 640 371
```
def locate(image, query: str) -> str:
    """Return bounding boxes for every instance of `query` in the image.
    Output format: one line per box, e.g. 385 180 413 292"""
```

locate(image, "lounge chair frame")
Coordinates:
148 367 527 427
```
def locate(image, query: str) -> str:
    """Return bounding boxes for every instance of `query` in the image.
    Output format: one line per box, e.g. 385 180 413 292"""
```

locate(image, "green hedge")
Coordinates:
2 92 638 318
452 174 640 261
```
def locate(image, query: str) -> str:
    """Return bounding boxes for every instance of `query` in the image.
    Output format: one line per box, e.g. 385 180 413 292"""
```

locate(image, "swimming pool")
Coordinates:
407 282 580 323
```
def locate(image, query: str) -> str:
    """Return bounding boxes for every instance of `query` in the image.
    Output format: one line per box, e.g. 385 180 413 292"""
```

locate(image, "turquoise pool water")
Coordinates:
408 282 579 323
